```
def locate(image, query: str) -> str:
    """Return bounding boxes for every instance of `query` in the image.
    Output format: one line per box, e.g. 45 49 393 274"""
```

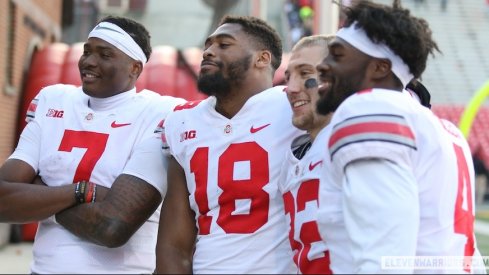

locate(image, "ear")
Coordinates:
370 58 391 81
256 50 272 69
131 61 143 79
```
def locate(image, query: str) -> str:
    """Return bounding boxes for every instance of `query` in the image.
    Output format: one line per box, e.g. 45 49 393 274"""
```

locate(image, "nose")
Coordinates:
286 77 303 95
316 60 330 84
79 53 97 68
203 45 215 59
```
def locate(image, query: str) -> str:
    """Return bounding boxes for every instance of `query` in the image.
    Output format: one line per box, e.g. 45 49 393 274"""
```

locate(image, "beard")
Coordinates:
316 82 355 115
197 71 230 97
316 65 369 115
198 54 252 97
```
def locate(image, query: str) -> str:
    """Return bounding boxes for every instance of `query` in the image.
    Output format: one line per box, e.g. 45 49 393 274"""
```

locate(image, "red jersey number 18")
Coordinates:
191 142 270 234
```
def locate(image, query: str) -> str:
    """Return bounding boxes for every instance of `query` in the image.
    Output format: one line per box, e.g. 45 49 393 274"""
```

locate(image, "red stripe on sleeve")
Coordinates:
328 122 415 149
27 102 37 113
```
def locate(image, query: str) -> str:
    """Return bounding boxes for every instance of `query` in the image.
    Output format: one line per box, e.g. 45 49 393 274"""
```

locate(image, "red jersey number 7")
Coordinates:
58 130 109 183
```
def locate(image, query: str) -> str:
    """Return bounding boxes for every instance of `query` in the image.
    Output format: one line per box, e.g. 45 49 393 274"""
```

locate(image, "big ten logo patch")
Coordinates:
180 130 197 142
46 109 64 118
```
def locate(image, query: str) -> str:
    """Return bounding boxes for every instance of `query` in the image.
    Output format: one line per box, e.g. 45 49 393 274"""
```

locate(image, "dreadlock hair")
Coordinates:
341 0 440 79
99 15 152 62
219 15 283 71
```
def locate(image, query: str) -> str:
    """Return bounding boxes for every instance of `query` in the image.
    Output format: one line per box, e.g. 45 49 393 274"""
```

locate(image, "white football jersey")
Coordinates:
9 84 185 274
278 126 332 274
317 88 483 274
163 86 303 274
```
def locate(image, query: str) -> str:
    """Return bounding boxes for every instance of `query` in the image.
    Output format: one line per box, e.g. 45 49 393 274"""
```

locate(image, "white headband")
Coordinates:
336 22 413 87
88 22 147 66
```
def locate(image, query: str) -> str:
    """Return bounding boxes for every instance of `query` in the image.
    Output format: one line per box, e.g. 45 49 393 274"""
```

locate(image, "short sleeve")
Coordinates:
8 90 46 171
122 136 169 197
327 93 417 180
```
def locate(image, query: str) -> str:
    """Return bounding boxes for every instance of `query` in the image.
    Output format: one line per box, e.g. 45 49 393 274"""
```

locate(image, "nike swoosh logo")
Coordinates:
309 160 323 171
111 121 131 128
250 123 271 133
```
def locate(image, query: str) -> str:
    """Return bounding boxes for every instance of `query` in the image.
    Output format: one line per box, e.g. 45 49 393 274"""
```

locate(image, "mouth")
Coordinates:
291 100 310 109
80 70 101 82
200 60 218 71
318 81 332 96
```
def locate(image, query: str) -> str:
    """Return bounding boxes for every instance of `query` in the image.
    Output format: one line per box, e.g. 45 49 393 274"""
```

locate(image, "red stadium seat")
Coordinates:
175 47 206 101
60 43 83 86
142 45 178 96
432 104 489 169
19 43 70 137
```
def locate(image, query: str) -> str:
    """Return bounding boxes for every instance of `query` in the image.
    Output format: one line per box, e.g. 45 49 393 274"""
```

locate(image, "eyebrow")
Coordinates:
295 63 315 69
204 33 237 46
97 46 116 52
290 63 316 72
83 43 116 52
285 63 316 78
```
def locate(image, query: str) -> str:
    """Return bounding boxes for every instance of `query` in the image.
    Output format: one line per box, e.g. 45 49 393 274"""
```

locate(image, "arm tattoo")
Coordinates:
56 174 162 247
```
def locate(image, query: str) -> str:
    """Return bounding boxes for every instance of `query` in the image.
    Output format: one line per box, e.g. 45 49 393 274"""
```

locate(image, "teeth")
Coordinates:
85 73 96 78
293 100 308 108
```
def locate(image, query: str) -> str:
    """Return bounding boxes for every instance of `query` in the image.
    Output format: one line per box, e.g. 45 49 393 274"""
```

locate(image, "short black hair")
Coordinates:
98 15 152 62
342 0 440 79
219 15 283 71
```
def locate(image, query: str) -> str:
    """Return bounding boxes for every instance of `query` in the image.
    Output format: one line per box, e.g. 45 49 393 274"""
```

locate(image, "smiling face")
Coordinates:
316 37 373 115
285 45 329 133
197 23 254 97
78 37 139 98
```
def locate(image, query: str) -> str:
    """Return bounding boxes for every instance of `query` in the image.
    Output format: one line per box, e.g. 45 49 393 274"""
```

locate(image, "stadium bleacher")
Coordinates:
373 0 489 168
373 0 489 105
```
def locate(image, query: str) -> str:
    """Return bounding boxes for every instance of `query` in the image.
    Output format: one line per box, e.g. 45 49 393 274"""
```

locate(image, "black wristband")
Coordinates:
74 181 87 204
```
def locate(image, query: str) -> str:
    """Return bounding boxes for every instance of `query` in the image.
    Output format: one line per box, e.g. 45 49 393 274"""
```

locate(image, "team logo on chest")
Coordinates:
224 124 232 135
85 113 94 121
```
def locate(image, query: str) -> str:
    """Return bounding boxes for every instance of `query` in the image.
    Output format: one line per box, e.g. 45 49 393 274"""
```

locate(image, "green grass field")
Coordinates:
476 232 489 257
477 210 489 257
473 210 489 272
476 210 489 223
